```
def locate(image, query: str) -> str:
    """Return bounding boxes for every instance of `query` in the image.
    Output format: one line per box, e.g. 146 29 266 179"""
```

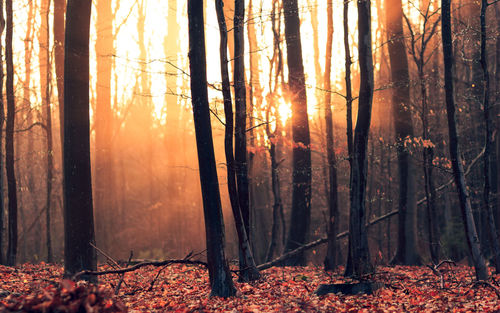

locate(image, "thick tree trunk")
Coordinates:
324 0 339 271
283 0 312 266
95 0 116 255
5 0 17 267
216 0 259 282
54 0 65 146
345 0 374 277
63 0 97 281
441 0 488 281
480 0 500 273
386 0 420 266
39 0 53 263
187 0 236 297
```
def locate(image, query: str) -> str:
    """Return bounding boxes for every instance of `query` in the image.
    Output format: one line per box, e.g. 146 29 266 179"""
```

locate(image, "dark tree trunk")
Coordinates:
216 0 259 282
234 0 252 264
345 0 374 278
324 0 339 271
480 0 500 273
344 0 353 167
0 0 5 266
63 0 97 281
188 0 236 297
386 0 420 266
283 0 312 266
54 0 65 146
441 0 488 281
5 0 17 267
39 0 53 263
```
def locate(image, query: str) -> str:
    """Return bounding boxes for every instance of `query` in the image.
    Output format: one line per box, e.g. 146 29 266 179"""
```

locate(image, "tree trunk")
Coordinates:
39 0 53 263
324 0 339 271
480 0 500 273
216 0 259 282
54 0 65 146
0 0 6 265
441 0 488 281
344 0 353 167
187 0 236 297
95 0 116 255
345 0 374 277
283 0 312 266
386 0 420 265
234 0 251 259
63 0 97 281
5 0 17 267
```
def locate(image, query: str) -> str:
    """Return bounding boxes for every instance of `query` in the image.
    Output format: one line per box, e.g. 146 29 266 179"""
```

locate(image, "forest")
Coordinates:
0 0 500 311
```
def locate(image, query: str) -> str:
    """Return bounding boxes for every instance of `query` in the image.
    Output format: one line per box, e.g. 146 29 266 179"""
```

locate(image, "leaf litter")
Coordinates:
0 262 499 312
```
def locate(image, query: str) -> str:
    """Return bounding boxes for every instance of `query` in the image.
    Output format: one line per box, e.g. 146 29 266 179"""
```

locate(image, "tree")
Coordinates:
39 0 53 263
323 0 339 271
283 0 312 266
479 0 500 272
95 0 116 254
5 0 17 267
187 0 236 297
215 0 259 282
345 0 374 277
441 0 488 281
54 0 65 145
63 0 97 280
386 0 420 266
0 0 4 265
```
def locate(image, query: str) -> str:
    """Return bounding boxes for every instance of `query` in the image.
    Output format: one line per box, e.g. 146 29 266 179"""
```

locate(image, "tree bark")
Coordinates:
0 0 4 265
324 0 339 271
63 0 97 281
5 0 17 267
283 0 312 266
344 0 353 166
216 0 259 282
441 0 488 281
188 0 236 297
480 0 500 273
386 0 420 265
345 0 374 277
39 0 53 263
234 0 251 259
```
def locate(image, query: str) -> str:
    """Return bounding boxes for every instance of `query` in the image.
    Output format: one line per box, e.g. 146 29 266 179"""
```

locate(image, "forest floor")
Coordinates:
0 262 499 312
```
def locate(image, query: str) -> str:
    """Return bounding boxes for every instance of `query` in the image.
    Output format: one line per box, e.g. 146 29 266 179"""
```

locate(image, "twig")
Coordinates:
115 251 133 295
464 280 500 299
72 259 207 281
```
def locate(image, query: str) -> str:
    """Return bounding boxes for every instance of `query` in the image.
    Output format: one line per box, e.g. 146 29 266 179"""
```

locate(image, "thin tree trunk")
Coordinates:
63 0 97 281
386 0 420 265
441 0 488 281
344 0 353 166
283 0 312 266
324 0 339 271
216 0 259 282
345 0 374 277
188 0 236 297
5 0 17 266
39 0 53 263
54 0 65 146
480 0 500 273
95 0 116 254
0 0 4 266
234 0 251 243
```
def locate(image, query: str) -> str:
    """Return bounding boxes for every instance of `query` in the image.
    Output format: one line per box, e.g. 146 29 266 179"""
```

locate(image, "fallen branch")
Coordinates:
72 259 207 281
